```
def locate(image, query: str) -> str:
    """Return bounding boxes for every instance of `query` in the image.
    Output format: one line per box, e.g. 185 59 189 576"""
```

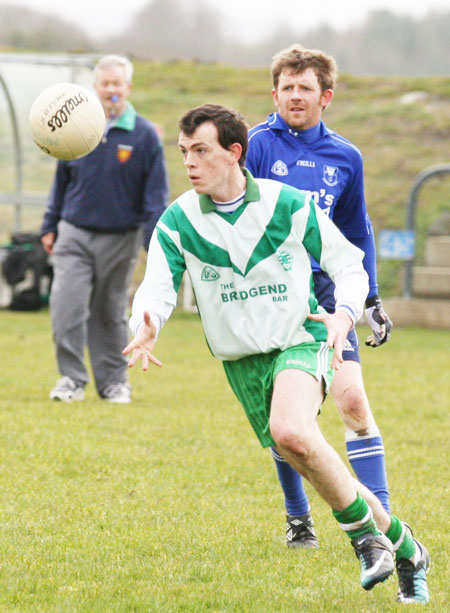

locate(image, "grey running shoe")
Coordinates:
396 539 430 604
50 376 84 402
286 511 319 548
351 532 394 590
101 382 131 403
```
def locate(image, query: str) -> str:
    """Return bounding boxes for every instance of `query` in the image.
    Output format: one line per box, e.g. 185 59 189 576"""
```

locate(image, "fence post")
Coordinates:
403 164 450 298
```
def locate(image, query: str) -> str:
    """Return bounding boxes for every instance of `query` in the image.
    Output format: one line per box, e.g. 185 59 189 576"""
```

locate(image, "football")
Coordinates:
29 82 105 161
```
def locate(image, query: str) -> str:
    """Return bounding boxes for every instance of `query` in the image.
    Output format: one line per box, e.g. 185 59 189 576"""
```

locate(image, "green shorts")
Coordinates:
223 342 333 448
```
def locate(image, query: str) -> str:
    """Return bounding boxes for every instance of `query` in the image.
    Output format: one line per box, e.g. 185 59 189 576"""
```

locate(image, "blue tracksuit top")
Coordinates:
41 103 169 249
247 114 378 297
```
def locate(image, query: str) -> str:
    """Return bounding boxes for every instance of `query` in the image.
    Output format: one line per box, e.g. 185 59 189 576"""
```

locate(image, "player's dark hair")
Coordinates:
271 44 338 92
179 104 248 167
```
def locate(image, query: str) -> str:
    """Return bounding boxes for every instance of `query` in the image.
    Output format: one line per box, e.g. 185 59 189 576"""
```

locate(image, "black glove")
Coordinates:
364 295 392 347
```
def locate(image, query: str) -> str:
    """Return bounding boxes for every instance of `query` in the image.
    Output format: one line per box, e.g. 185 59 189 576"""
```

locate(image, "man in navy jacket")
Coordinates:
41 54 168 404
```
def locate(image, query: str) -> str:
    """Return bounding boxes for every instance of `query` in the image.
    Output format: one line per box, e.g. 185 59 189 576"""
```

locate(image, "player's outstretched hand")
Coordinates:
364 296 393 347
122 311 162 370
308 310 352 370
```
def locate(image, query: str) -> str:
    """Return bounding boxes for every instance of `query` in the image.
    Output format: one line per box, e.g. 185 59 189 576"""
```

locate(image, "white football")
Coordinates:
29 82 105 161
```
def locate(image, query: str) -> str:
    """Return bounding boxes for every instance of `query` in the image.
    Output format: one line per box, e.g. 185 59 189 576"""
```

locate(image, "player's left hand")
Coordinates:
364 295 392 347
308 310 352 370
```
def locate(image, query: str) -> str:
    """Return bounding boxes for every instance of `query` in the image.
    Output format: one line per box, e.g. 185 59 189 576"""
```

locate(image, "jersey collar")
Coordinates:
108 102 137 132
199 168 260 214
268 113 334 140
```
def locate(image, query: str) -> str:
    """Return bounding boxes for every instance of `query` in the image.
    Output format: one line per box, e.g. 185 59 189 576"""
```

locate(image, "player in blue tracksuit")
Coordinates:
247 45 394 550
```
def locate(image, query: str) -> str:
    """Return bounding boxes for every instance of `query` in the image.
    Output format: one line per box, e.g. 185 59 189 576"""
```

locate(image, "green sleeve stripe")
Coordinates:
245 184 307 275
159 202 183 230
303 316 327 340
301 200 323 263
308 273 320 314
305 272 327 339
156 227 186 293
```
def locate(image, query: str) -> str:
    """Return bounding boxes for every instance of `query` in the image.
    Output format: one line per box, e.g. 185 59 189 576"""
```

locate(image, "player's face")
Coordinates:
272 68 333 130
94 66 131 119
178 122 238 201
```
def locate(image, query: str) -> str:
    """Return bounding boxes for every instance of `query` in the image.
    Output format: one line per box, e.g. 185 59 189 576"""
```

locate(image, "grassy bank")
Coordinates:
1 60 450 295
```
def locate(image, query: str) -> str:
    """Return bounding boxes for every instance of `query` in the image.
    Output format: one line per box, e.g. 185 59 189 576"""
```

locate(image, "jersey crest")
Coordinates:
117 144 133 163
271 160 288 176
201 265 220 281
322 165 338 186
276 249 293 271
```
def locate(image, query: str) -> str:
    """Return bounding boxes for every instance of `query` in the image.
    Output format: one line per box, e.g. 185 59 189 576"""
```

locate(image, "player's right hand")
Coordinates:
122 311 162 370
308 310 353 370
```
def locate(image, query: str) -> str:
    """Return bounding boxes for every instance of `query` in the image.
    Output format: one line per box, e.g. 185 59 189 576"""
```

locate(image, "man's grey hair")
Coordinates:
94 55 134 83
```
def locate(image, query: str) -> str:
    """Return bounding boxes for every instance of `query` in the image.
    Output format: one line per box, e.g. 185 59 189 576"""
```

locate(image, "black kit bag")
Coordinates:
1 233 53 311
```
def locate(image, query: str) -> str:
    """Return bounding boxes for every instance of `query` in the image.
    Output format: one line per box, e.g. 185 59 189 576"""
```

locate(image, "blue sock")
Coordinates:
346 432 390 513
271 447 310 516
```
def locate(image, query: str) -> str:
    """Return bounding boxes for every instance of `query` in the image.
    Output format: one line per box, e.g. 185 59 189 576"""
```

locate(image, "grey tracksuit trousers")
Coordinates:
50 220 142 394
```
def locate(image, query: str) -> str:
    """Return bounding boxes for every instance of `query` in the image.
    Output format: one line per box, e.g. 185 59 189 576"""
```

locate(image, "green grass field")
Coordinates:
0 308 449 611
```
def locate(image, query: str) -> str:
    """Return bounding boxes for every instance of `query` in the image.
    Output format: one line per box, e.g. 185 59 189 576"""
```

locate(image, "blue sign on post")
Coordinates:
378 230 415 260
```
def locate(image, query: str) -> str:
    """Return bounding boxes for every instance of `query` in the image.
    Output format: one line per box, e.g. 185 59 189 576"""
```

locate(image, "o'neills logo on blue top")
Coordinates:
221 283 287 303
271 160 288 176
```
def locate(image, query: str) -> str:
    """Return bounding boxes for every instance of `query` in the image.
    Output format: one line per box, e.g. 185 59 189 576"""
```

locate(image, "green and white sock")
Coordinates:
386 515 418 562
333 493 381 540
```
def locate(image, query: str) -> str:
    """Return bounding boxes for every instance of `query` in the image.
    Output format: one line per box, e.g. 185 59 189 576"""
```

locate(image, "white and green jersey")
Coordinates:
131 171 367 361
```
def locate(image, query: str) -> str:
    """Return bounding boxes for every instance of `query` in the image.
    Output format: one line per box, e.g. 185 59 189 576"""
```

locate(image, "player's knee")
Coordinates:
340 385 370 424
270 424 312 461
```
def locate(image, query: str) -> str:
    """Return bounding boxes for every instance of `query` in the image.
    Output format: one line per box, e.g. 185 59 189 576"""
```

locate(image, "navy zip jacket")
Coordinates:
41 103 169 249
